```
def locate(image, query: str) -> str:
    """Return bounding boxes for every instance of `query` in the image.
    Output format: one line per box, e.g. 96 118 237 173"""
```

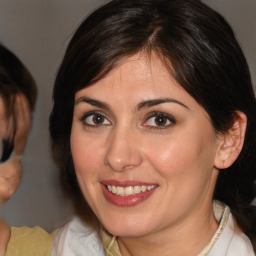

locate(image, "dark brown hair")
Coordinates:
50 0 256 242
0 44 37 161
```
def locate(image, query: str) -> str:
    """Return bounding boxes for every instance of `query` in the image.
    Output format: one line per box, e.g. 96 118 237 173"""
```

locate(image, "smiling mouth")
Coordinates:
106 185 157 196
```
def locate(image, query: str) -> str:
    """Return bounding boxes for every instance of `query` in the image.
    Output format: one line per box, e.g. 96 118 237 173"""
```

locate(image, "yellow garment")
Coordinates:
102 228 122 256
5 226 57 256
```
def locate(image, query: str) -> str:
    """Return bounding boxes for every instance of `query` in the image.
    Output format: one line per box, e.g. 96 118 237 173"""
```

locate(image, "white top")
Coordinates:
209 212 254 255
51 202 255 256
51 217 104 256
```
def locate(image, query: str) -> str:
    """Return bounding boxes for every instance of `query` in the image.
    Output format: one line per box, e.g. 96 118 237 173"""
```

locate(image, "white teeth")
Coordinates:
106 184 156 196
147 185 155 190
116 186 124 196
124 186 134 196
112 186 116 194
134 186 141 194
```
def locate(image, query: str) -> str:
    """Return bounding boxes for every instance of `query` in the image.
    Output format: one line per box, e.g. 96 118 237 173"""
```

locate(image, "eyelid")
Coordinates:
79 110 111 127
143 111 176 128
145 111 176 121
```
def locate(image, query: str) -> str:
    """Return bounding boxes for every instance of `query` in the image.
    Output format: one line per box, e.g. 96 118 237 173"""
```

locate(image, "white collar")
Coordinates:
51 216 104 256
52 201 255 256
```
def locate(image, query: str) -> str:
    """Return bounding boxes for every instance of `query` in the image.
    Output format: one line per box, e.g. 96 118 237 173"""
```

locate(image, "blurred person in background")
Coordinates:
0 43 37 255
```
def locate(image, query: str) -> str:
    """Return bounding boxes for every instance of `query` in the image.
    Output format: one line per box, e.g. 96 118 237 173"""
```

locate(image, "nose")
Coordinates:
104 127 143 172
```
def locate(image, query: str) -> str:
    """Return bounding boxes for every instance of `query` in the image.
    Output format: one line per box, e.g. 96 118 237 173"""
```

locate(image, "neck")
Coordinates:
118 203 218 256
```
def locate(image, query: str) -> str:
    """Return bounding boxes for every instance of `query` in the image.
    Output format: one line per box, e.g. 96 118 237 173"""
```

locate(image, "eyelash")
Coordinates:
79 111 176 129
79 111 111 128
143 111 176 130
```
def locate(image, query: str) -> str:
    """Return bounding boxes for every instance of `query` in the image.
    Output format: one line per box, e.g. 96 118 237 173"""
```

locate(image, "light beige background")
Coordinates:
0 0 255 232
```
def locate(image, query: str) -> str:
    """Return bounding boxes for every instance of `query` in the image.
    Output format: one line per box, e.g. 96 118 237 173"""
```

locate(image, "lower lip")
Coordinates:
101 184 158 207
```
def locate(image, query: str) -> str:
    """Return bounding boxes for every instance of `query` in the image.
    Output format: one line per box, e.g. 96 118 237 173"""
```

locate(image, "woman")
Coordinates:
0 44 37 255
5 0 256 255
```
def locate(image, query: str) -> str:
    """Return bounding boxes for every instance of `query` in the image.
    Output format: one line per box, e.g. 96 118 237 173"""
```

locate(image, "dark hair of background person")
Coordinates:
0 43 37 162
50 0 256 245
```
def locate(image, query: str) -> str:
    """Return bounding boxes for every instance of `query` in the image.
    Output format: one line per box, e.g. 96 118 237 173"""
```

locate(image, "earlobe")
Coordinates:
214 111 247 169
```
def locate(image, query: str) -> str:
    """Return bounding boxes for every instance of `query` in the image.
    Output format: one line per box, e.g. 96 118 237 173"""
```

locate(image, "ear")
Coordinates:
13 94 31 155
214 111 247 169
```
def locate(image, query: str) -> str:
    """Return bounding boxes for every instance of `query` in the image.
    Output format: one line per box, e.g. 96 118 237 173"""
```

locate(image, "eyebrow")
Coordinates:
75 96 189 111
137 98 189 110
75 96 110 110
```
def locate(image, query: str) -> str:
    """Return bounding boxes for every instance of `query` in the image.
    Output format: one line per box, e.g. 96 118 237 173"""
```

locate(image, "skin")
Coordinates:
71 52 245 256
0 94 31 201
0 94 31 256
0 94 31 155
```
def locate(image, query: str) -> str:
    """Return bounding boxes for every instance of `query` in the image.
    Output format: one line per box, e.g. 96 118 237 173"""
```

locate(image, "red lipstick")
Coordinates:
101 180 158 207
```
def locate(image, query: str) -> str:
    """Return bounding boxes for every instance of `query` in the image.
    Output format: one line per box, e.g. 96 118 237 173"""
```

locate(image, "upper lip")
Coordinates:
101 180 157 187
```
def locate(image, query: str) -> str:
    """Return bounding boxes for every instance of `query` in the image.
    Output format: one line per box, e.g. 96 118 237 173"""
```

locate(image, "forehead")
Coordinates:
74 52 205 116
75 52 184 100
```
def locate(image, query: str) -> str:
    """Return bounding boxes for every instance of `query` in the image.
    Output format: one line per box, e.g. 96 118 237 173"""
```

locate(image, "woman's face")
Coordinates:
71 53 221 238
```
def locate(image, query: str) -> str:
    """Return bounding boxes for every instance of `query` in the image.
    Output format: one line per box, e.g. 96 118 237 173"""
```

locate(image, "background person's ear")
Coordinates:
214 111 247 169
13 94 31 155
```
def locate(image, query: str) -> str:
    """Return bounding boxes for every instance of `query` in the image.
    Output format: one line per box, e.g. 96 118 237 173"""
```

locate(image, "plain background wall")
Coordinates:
0 0 255 232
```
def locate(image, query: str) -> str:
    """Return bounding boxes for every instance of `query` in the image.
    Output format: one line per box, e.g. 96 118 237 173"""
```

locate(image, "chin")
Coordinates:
102 217 154 238
107 228 148 238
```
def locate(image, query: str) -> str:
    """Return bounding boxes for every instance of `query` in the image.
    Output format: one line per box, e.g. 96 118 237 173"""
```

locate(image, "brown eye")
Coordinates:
93 114 105 124
154 116 168 126
82 112 111 127
143 112 176 129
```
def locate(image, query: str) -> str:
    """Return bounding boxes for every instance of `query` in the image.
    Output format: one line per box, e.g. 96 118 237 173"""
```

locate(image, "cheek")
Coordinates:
70 131 101 178
70 133 103 206
70 131 110 201
147 139 194 173
145 131 216 179
145 134 218 215
72 152 97 179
